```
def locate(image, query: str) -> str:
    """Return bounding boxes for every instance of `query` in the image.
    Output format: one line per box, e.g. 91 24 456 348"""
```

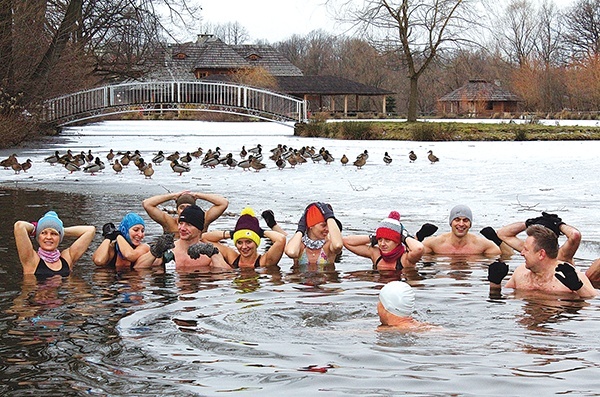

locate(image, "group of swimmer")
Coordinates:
14 190 600 328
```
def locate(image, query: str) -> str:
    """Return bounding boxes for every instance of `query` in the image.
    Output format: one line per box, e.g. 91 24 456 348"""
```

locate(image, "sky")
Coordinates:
197 0 341 43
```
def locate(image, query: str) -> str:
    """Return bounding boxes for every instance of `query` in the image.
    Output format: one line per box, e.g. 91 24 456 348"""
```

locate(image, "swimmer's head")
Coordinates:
233 207 261 247
379 281 415 317
118 212 145 244
36 211 64 243
449 205 472 226
178 204 205 231
176 194 196 212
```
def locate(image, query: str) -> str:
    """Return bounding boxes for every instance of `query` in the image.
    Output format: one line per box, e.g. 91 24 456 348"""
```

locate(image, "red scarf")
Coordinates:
379 244 405 264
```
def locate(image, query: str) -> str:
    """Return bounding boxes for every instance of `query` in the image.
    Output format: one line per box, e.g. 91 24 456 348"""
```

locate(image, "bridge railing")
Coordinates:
44 81 307 124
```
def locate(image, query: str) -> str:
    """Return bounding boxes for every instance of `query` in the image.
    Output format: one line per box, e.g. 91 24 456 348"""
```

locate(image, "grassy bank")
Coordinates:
294 120 600 141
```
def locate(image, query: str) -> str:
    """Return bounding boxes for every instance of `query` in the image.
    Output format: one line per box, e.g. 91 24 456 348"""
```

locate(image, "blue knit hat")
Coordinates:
36 211 64 242
119 213 145 244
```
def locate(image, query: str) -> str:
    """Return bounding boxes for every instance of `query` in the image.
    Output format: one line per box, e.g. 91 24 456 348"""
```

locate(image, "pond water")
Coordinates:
1 120 600 396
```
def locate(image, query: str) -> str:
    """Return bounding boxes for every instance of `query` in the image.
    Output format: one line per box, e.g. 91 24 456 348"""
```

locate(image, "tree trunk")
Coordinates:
407 75 419 122
0 0 13 90
29 0 82 97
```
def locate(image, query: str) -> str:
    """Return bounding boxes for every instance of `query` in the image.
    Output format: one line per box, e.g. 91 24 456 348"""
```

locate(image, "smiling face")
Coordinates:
236 238 257 258
37 228 61 251
450 216 471 237
178 221 200 241
308 221 329 240
521 235 543 271
128 224 145 246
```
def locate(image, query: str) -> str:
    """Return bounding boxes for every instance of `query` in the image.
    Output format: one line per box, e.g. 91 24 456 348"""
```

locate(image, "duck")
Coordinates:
287 153 298 168
106 149 115 163
112 159 123 174
225 154 238 169
294 150 307 165
409 150 417 162
311 151 323 163
45 151 60 165
11 161 23 174
152 150 165 165
237 155 253 171
427 150 439 164
353 155 366 169
166 151 180 162
340 154 349 166
83 157 103 175
129 150 141 162
21 159 32 172
203 153 220 168
191 147 203 159
239 146 247 158
252 147 263 162
120 152 131 167
171 159 191 175
248 144 262 155
383 151 392 165
250 156 266 172
323 150 334 164
357 149 369 161
86 149 94 163
58 150 73 165
64 160 81 174
1 154 18 169
180 152 193 163
136 158 148 173
143 163 154 179
275 156 286 170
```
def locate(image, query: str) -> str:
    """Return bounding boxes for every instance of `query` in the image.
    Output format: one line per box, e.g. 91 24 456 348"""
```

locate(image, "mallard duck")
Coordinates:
248 144 262 155
383 151 392 165
45 151 60 166
83 157 103 175
120 153 131 167
1 153 18 169
152 150 165 165
323 150 334 164
353 155 366 169
129 150 141 162
253 147 263 162
144 163 154 179
11 161 22 174
225 153 238 169
65 160 81 174
106 149 115 163
180 152 193 163
250 156 266 172
357 149 369 161
191 147 203 158
86 149 94 163
21 159 32 172
166 151 180 162
203 154 220 168
112 159 123 174
171 159 190 175
275 156 286 170
239 146 247 158
340 154 349 166
409 150 417 162
237 155 253 171
58 150 73 165
311 151 323 163
287 154 297 168
427 150 439 164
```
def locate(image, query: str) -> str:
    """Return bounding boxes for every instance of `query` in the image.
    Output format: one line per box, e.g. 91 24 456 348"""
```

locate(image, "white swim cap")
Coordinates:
379 281 415 317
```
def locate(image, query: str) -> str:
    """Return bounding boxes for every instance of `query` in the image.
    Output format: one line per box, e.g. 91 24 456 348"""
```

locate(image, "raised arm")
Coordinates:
403 236 424 266
13 221 37 272
194 192 228 231
61 225 96 266
261 230 287 266
114 235 150 263
497 222 527 252
557 223 581 264
142 192 177 230
342 235 373 258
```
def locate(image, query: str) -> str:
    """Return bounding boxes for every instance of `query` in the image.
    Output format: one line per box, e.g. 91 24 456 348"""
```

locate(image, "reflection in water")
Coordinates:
1 187 600 395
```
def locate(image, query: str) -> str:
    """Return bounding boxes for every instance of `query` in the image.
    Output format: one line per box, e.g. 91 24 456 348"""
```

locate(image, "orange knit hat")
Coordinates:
305 204 325 228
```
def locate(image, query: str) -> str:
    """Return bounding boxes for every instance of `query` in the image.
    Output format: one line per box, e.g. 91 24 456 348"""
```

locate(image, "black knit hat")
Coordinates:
178 204 205 231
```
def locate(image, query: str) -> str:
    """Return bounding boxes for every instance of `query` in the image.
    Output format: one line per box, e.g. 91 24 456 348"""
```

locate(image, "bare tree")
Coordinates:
496 0 539 67
564 0 600 60
333 0 477 122
198 21 250 45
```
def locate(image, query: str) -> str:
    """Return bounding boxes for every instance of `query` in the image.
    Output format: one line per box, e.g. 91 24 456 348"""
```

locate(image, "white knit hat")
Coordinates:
379 281 415 317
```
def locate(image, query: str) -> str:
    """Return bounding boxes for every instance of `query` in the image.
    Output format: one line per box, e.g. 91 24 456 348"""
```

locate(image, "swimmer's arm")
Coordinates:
482 239 502 256
558 223 581 264
421 235 440 254
142 193 177 228
62 225 96 266
92 239 115 266
261 230 286 266
134 250 163 268
192 192 228 230
202 230 229 243
326 218 343 256
574 272 597 299
210 251 232 270
342 235 373 258
284 232 303 259
13 221 37 272
115 236 150 263
497 222 526 252
404 237 424 265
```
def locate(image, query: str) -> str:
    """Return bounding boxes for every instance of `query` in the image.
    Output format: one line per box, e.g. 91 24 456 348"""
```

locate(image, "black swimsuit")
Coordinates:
35 257 70 278
374 256 403 271
231 255 261 269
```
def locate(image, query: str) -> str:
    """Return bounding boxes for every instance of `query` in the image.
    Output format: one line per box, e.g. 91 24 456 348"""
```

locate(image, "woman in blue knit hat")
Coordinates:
203 207 286 268
92 212 150 270
14 211 96 278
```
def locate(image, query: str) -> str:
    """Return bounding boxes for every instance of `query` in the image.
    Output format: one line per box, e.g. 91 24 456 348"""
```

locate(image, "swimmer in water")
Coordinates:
377 281 435 331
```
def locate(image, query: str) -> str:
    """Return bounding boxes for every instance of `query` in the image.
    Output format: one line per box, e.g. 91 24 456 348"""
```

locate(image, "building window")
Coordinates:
247 54 261 61
174 53 187 60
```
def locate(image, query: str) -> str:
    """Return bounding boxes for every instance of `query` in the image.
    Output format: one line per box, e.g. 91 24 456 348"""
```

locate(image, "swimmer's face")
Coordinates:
451 216 471 237
128 224 145 246
38 228 60 250
235 238 257 257
377 238 399 253
309 221 328 240
178 221 200 241
521 236 542 270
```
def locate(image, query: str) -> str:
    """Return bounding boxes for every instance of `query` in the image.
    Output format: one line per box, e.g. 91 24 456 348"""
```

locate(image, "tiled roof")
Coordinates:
231 45 303 76
438 80 520 102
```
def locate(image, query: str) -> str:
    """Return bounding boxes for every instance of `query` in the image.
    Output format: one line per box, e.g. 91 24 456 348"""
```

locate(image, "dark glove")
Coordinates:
415 223 438 241
150 233 175 258
480 226 503 247
400 224 410 244
102 222 120 241
314 202 335 220
188 242 219 259
525 213 561 236
555 263 583 291
296 209 307 235
261 209 277 229
369 234 378 246
487 260 509 284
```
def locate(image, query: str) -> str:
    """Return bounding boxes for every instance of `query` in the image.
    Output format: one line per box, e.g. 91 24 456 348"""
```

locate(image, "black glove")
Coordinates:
400 224 410 244
369 234 378 246
150 233 175 258
261 210 277 229
315 202 335 220
525 213 562 236
102 222 120 241
555 263 583 291
415 223 438 241
480 226 503 247
188 242 219 259
296 208 307 235
487 260 509 284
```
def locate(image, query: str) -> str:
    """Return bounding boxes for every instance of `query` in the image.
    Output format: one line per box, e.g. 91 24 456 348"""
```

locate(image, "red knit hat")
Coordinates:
306 204 325 228
375 211 403 243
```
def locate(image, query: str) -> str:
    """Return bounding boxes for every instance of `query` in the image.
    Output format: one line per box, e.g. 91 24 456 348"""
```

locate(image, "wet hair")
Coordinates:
526 224 559 259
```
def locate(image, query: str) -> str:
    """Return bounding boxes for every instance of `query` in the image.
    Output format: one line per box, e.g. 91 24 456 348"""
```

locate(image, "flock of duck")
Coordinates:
0 145 440 177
